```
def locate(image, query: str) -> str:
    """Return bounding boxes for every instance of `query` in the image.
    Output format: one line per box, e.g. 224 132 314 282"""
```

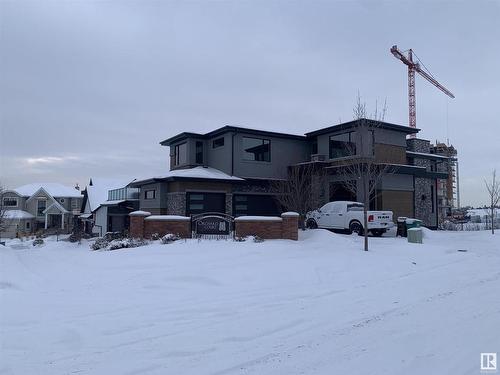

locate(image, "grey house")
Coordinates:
131 121 453 228
1 183 83 238
80 178 140 236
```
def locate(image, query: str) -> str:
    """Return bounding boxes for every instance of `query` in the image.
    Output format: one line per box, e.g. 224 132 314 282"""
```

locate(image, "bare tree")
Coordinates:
484 169 500 234
335 94 393 251
272 163 327 229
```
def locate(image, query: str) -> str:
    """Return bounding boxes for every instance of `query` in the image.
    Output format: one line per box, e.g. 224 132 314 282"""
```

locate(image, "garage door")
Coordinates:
233 194 280 217
186 192 226 216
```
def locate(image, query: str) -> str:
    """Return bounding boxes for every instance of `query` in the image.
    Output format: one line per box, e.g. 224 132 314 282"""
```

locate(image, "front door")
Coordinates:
48 214 62 228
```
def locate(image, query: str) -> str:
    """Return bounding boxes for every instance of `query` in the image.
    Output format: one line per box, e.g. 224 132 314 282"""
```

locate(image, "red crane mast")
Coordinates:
390 45 455 137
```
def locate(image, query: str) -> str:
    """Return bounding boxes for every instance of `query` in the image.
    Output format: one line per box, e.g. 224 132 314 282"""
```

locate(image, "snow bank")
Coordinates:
144 215 191 221
234 216 282 222
129 210 151 216
1 230 499 375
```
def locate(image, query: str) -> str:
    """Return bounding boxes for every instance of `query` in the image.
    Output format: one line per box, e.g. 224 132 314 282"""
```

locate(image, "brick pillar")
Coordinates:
281 212 299 241
129 211 151 239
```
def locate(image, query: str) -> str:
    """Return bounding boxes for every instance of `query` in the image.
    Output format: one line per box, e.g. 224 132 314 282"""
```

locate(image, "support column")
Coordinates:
45 213 48 229
61 213 65 229
281 212 299 241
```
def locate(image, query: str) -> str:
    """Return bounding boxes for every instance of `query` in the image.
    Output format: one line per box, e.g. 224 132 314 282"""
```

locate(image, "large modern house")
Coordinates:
130 120 454 228
1 183 83 238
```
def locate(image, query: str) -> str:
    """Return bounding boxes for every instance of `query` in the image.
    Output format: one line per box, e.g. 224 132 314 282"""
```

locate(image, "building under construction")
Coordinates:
431 142 459 222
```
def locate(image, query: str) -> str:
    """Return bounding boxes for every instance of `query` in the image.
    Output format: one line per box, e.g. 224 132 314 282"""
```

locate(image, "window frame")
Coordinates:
329 131 356 159
37 199 47 216
2 197 18 207
212 137 225 149
195 141 204 164
242 136 271 162
144 190 156 200
173 142 187 166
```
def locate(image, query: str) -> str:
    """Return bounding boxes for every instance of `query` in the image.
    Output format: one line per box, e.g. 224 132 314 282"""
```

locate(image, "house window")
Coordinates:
173 142 187 166
26 221 31 229
195 141 204 164
329 132 356 159
311 139 318 155
37 199 46 216
242 137 271 162
60 198 65 203
144 190 156 200
2 197 18 207
71 199 78 209
212 137 224 148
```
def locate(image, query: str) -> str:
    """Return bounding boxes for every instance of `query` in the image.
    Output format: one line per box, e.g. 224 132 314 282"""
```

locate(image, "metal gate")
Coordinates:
191 212 234 240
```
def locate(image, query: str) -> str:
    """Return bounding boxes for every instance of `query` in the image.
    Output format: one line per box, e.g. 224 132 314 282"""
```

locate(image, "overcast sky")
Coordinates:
1 0 499 207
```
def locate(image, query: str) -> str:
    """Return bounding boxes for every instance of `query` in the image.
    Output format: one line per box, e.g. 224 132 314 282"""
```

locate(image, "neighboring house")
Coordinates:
80 178 139 236
0 183 83 238
130 121 454 228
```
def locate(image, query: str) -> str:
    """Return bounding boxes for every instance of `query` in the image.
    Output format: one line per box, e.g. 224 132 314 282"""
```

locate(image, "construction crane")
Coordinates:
390 45 455 137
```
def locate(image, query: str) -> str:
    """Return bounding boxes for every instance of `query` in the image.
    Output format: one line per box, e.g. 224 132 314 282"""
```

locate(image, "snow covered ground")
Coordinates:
1 230 499 375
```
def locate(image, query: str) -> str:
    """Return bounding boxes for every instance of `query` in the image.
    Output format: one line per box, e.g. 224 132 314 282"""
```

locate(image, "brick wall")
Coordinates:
144 218 191 238
129 211 191 239
234 212 299 240
235 219 283 239
130 211 299 241
129 211 150 238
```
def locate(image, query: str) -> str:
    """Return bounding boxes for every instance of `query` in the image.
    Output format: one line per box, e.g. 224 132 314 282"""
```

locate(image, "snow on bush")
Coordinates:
92 238 148 251
32 238 44 247
160 233 180 244
90 237 109 251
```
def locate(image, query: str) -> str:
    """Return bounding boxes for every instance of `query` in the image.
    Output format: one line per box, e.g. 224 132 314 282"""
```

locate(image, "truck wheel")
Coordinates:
349 221 363 235
370 229 384 237
306 219 318 229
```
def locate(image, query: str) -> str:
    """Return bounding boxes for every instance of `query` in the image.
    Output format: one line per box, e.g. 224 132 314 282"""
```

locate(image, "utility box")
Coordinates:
407 227 423 244
406 218 423 230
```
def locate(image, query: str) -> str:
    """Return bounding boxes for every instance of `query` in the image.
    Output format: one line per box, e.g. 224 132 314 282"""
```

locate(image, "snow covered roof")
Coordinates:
85 178 135 212
132 167 244 186
100 200 126 206
14 183 82 198
2 210 35 219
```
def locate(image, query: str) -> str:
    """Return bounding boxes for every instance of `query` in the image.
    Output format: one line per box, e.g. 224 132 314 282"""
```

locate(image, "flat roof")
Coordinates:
305 119 420 137
160 126 305 146
160 120 419 146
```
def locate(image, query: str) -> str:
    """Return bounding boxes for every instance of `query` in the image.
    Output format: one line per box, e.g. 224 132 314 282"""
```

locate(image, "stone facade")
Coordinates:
414 177 433 226
166 192 185 215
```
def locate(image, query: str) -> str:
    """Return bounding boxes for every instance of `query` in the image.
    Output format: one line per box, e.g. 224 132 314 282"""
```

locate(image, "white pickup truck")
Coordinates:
306 201 394 236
